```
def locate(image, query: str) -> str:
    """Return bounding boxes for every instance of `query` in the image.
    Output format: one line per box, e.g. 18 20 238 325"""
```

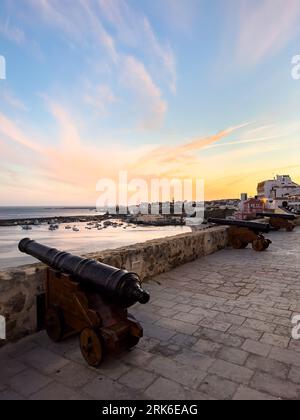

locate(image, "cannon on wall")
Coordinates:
18 238 150 367
208 218 272 251
256 212 296 232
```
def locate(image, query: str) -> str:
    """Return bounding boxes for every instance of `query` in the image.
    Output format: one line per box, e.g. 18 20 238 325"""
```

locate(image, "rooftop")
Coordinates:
1 227 300 400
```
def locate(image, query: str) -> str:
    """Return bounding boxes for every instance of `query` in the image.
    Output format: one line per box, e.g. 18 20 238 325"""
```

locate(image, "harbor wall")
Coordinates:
0 227 228 344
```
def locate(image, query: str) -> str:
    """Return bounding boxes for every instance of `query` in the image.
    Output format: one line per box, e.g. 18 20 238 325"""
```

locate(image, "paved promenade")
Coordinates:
1 227 300 400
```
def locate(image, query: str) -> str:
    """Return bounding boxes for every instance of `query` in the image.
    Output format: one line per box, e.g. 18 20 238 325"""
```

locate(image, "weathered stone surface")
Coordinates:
118 367 157 390
250 372 300 400
8 369 52 398
233 386 277 400
260 332 290 348
145 377 209 400
216 346 249 366
245 355 289 379
6 292 26 313
208 360 254 384
198 374 238 400
241 339 271 357
147 355 207 388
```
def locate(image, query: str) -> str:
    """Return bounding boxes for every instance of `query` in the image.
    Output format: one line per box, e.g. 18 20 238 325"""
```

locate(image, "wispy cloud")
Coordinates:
1 101 299 203
26 0 170 129
0 19 26 45
121 56 167 130
98 0 177 93
0 90 28 112
205 121 300 149
236 0 300 66
47 101 81 147
84 84 117 116
148 0 201 34
0 112 44 153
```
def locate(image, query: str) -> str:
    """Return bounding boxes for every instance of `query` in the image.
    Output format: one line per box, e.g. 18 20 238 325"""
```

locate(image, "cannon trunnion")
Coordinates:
18 238 150 367
208 218 272 252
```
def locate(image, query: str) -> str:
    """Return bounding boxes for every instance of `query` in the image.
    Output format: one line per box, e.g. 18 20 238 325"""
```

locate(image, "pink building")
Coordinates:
235 198 265 220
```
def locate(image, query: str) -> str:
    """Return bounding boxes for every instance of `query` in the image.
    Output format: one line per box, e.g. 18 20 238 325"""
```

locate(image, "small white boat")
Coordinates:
73 226 79 232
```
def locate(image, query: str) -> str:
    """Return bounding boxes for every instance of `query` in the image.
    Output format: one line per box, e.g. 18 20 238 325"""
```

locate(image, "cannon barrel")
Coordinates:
208 218 270 233
18 238 150 308
256 212 296 221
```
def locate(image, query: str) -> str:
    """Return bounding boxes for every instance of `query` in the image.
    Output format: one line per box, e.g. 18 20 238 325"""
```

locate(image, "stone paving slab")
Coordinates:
0 227 300 400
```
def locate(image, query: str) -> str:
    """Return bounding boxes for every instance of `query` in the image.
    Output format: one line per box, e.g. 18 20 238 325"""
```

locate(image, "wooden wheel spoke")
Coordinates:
80 328 103 367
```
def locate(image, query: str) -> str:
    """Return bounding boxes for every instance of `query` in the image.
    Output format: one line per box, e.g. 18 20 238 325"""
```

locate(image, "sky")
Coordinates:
0 0 300 205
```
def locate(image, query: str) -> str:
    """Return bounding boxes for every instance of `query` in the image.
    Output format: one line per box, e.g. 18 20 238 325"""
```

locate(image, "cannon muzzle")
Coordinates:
19 238 150 308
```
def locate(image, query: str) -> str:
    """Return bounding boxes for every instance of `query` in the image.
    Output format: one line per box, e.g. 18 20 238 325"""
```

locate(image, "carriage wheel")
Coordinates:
127 314 142 349
45 307 64 342
252 239 265 252
80 328 103 367
126 335 140 349
231 238 244 249
263 239 271 250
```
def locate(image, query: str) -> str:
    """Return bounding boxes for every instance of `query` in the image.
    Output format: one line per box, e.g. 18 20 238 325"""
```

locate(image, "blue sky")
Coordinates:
0 0 300 205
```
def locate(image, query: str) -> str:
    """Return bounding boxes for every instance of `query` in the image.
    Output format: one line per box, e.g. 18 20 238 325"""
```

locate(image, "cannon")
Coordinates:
18 238 150 367
208 218 272 251
256 212 296 232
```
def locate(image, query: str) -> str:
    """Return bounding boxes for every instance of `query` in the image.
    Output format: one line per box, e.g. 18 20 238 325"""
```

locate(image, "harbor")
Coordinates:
0 221 191 269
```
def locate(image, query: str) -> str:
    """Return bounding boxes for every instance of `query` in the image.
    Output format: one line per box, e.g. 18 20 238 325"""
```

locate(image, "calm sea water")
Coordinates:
0 206 98 220
0 208 191 268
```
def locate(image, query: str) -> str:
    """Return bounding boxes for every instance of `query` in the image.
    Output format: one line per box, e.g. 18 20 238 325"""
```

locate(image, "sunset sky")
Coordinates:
0 0 300 205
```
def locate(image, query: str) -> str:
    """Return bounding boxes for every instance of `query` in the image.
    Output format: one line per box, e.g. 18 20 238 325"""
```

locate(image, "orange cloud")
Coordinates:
1 103 299 204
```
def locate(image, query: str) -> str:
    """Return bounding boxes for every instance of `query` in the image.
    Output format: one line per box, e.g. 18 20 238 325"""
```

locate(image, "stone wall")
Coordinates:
0 227 227 344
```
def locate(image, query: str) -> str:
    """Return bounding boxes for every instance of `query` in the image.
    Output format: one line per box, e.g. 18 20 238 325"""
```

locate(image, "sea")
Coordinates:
0 207 191 269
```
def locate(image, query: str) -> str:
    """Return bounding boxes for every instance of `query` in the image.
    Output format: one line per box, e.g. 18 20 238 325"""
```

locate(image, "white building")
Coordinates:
257 175 300 207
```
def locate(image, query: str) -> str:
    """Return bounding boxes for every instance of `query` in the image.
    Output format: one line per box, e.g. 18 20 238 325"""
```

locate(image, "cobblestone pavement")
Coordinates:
1 227 300 400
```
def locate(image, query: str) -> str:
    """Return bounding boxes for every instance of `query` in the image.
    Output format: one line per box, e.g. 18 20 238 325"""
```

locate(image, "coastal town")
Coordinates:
1 174 299 231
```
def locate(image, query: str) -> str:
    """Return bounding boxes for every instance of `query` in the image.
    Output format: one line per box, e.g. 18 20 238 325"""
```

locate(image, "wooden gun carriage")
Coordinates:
19 238 150 367
208 218 272 251
256 212 296 232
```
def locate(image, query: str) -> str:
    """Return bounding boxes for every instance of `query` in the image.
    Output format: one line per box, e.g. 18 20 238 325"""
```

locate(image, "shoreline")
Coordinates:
0 214 109 227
